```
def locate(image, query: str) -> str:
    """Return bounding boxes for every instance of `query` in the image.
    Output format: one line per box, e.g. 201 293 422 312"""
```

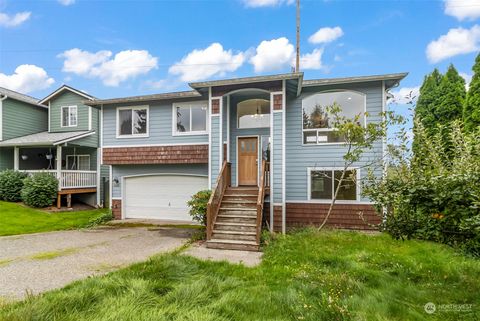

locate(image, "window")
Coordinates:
302 91 365 144
66 155 90 170
117 106 148 137
237 99 270 129
174 102 208 135
309 168 358 201
61 106 78 127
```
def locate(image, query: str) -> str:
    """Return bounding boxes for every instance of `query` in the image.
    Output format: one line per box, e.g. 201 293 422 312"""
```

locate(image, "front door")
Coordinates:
238 137 258 185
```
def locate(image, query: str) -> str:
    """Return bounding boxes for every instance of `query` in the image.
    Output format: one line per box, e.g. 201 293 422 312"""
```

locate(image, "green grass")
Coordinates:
1 229 479 321
0 201 110 236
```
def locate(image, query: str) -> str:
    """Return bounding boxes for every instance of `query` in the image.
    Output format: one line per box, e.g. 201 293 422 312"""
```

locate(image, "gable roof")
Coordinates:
39 85 96 105
84 90 202 106
0 87 48 108
189 72 304 89
303 73 408 90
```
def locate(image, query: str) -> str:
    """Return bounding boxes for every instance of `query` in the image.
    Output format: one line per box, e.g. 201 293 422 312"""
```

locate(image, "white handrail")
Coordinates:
23 170 97 190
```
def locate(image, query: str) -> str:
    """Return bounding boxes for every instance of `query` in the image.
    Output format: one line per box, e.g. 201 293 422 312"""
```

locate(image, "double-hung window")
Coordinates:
308 168 359 201
66 155 90 170
302 91 365 144
117 106 148 137
61 106 78 127
174 102 208 135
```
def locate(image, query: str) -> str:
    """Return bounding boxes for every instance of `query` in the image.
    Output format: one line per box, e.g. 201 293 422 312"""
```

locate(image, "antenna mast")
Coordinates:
295 0 300 72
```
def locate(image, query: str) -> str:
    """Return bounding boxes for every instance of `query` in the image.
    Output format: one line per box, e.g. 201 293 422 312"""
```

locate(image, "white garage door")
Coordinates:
124 175 207 221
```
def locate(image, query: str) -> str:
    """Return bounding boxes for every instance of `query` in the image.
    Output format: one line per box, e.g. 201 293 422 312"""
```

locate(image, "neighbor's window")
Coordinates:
310 169 358 201
118 106 148 137
174 102 208 134
61 106 78 127
237 99 270 129
302 91 365 144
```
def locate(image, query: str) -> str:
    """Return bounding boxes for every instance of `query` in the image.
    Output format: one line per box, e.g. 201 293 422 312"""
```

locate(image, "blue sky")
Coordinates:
0 0 479 105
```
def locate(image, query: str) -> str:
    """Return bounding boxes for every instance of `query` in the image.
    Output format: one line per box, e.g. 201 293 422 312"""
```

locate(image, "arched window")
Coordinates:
237 99 270 129
302 91 365 144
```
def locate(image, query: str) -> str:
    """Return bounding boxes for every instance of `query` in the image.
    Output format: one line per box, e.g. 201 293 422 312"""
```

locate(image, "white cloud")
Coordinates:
444 0 480 21
169 43 245 82
0 11 31 28
0 65 54 94
59 48 158 86
250 37 294 72
389 86 420 105
299 48 324 70
460 72 473 89
242 0 293 8
426 25 480 63
308 26 344 44
58 0 75 5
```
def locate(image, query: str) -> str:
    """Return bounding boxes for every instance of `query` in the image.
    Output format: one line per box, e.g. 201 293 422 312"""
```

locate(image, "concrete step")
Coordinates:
212 230 257 241
214 222 256 232
216 215 257 224
206 239 259 251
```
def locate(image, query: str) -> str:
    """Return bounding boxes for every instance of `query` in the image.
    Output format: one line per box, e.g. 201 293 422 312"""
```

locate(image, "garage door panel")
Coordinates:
124 175 207 221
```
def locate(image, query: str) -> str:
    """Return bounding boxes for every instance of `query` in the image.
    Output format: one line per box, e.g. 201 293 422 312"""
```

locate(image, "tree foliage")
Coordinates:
464 53 480 132
415 68 442 132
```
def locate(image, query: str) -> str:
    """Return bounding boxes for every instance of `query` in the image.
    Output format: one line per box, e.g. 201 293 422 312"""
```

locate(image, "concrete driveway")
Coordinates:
0 226 193 301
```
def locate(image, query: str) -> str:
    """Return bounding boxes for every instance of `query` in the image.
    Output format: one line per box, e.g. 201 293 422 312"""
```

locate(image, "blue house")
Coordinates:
87 71 407 250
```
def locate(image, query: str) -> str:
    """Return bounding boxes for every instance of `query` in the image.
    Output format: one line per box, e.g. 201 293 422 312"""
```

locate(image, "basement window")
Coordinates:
308 168 359 201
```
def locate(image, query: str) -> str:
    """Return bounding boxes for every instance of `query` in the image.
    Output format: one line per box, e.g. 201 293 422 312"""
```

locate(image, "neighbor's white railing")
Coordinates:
23 170 97 190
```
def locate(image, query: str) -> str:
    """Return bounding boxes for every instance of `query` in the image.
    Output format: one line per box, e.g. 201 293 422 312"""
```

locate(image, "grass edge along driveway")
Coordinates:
1 229 478 321
0 201 109 236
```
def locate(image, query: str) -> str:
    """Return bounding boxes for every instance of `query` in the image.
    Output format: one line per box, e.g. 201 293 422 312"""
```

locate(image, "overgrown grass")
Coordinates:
1 229 478 320
0 201 110 236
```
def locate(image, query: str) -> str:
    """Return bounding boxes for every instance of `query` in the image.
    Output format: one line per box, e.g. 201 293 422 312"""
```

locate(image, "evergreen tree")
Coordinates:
464 53 480 131
415 68 442 132
436 64 466 124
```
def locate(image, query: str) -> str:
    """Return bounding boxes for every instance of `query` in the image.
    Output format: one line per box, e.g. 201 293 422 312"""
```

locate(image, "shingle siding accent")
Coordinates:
103 145 208 165
211 99 220 114
273 94 283 110
273 205 283 232
286 203 380 230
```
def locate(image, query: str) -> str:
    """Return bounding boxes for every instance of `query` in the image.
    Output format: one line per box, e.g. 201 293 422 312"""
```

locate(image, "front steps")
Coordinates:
206 187 260 251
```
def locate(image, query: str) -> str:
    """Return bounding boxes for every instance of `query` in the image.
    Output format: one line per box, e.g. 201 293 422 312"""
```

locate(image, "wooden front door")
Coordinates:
238 137 258 185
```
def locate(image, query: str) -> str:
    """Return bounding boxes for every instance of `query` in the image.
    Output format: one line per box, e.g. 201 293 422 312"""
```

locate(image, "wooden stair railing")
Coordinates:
206 161 231 240
256 160 269 244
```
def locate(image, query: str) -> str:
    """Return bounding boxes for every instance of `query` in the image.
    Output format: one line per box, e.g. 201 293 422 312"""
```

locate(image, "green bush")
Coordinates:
21 173 58 208
0 170 27 202
363 121 480 256
187 189 211 226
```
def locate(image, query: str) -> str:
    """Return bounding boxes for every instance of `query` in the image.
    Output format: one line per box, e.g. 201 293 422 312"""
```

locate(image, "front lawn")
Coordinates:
1 229 478 320
0 201 109 236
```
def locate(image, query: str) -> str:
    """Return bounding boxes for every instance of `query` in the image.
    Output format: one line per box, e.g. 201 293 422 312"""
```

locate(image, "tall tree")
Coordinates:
464 53 480 131
436 64 466 124
415 68 442 132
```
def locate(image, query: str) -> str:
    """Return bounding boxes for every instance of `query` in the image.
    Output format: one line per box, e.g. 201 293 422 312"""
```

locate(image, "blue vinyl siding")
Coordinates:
272 111 283 203
111 164 208 198
210 115 220 187
285 82 384 202
102 99 208 147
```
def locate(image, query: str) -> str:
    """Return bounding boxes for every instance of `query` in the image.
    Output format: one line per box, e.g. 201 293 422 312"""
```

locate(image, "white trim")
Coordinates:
269 92 274 231
301 90 367 146
56 145 62 191
39 85 94 105
286 200 373 205
208 87 212 189
381 80 387 174
235 135 260 187
281 80 286 234
100 105 103 165
307 167 361 202
115 105 149 139
109 165 113 209
96 147 101 206
227 95 230 162
111 197 122 200
66 154 91 170
219 97 223 167
13 146 19 170
47 101 51 132
88 107 92 131
54 131 95 145
102 142 207 148
60 105 78 128
172 101 209 136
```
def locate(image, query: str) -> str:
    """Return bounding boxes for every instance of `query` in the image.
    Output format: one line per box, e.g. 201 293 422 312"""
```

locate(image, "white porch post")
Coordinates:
56 145 62 191
13 146 19 170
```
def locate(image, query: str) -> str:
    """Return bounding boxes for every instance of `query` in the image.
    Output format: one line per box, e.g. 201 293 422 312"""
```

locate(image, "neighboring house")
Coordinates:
0 85 109 208
87 71 407 250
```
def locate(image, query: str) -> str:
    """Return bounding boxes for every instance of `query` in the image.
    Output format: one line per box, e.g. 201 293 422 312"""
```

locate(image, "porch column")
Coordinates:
13 146 19 170
56 145 62 191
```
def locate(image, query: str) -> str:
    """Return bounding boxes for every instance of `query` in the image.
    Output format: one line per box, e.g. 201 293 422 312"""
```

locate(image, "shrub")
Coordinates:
363 121 480 256
82 210 113 229
21 173 58 208
187 189 211 226
0 170 27 202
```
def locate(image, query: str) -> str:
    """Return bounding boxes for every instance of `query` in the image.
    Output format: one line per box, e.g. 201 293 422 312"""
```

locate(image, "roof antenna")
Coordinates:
295 0 300 73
